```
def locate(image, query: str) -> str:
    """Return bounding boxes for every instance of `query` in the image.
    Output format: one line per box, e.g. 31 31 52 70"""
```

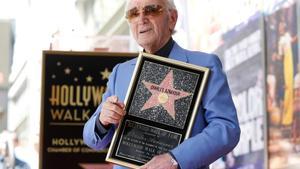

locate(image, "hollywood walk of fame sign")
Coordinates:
40 51 136 169
106 52 210 168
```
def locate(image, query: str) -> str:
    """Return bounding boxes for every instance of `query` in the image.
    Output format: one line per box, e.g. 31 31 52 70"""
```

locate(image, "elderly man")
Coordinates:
83 0 240 169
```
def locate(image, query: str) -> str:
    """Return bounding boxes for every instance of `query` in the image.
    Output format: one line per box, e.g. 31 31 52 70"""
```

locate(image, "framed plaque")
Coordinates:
106 52 209 168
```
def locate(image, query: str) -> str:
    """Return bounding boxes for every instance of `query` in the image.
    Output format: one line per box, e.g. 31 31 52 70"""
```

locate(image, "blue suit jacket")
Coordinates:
83 42 240 169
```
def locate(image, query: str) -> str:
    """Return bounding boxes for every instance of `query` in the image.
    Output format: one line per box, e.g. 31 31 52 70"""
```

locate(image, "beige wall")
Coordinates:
0 20 13 88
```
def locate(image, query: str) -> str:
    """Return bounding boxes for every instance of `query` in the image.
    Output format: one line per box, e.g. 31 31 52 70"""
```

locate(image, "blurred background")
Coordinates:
0 0 299 168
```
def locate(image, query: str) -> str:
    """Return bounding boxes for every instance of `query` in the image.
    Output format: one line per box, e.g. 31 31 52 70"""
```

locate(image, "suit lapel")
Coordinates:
130 58 138 65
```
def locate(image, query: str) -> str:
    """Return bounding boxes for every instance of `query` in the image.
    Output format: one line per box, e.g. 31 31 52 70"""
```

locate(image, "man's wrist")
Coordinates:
95 114 110 136
99 120 110 129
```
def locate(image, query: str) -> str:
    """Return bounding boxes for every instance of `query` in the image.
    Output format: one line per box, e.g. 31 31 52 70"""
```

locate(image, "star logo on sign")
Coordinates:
64 68 71 74
86 75 93 82
141 70 192 119
100 68 111 80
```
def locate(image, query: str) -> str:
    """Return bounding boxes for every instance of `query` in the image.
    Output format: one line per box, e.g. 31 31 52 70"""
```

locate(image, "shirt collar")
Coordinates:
131 41 188 65
143 38 175 58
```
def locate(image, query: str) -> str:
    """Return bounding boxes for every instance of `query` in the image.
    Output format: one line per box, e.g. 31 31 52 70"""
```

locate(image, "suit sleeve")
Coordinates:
82 64 120 150
170 55 241 169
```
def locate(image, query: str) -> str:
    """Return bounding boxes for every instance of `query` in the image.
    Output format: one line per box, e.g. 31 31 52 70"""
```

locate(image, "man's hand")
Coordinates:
99 96 125 126
139 153 178 169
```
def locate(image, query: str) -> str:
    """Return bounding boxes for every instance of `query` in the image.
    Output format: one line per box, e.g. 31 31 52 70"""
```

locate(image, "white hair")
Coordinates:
165 0 177 10
125 0 177 12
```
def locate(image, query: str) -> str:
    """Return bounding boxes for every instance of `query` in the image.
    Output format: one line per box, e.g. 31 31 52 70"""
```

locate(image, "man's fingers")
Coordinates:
99 96 126 126
109 97 125 110
107 95 118 103
105 96 125 114
102 102 125 116
100 109 122 125
115 102 125 109
137 154 177 169
105 117 120 125
102 109 122 120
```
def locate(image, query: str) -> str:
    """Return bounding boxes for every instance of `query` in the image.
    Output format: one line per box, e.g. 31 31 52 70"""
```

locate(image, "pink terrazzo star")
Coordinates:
141 70 192 119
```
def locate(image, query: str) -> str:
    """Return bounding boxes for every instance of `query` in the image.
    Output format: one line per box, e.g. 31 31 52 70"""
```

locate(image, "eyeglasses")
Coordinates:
125 4 164 21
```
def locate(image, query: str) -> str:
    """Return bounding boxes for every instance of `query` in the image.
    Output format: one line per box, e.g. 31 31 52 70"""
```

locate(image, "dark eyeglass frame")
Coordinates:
125 4 164 21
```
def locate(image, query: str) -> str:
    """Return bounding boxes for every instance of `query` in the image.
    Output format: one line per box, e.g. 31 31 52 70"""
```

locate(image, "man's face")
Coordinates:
126 0 177 53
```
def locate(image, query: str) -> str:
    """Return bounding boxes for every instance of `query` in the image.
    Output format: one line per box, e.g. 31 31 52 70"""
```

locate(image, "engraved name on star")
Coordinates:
141 70 192 119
